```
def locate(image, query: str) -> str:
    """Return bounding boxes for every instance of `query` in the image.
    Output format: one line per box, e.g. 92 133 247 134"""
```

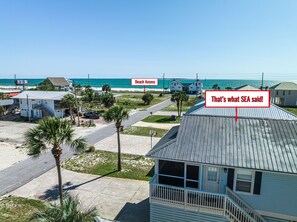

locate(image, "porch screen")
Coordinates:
186 165 199 189
158 160 184 187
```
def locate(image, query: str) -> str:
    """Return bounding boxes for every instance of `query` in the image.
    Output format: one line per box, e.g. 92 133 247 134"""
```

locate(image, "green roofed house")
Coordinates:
270 82 297 107
37 77 72 91
146 99 297 222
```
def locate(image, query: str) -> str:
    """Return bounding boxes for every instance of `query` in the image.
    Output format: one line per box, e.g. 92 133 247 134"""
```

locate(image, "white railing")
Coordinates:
149 176 262 222
226 187 266 222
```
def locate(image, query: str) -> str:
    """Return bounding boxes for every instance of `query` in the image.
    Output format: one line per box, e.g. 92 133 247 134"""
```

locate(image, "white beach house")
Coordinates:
11 91 72 119
170 79 202 94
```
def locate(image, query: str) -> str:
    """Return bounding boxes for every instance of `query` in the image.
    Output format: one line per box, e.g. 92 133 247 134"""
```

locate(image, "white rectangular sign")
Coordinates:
205 90 270 108
131 78 158 86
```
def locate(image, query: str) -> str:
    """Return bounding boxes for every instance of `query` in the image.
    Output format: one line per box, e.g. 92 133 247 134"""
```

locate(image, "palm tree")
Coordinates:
103 105 129 171
25 117 87 205
179 91 189 115
102 84 111 93
212 84 221 90
61 94 77 124
0 92 7 100
30 194 96 222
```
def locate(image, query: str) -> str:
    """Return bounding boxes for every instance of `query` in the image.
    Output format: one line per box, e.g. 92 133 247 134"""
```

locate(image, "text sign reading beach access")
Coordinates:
131 78 158 86
205 90 270 108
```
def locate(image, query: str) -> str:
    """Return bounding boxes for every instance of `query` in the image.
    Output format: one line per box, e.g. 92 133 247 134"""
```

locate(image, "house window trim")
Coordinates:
233 169 255 195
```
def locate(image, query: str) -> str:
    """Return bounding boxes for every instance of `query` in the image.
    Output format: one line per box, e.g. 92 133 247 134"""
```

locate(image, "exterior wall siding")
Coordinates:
237 172 297 219
150 203 229 222
19 98 62 118
270 90 297 106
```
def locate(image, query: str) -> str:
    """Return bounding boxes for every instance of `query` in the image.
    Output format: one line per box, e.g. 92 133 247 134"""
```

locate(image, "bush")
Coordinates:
100 93 115 107
86 145 96 153
158 93 163 97
142 93 154 105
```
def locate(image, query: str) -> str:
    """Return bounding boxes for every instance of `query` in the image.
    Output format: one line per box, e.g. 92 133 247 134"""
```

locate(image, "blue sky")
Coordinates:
0 0 297 80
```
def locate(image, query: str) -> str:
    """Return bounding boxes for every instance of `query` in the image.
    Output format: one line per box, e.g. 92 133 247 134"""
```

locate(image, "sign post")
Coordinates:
131 78 159 93
205 90 270 122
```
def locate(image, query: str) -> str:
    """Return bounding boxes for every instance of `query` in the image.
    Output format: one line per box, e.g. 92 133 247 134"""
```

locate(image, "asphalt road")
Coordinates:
0 99 173 196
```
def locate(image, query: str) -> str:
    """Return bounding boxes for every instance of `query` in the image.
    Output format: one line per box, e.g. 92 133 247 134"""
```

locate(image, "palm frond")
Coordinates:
70 137 87 153
30 194 97 222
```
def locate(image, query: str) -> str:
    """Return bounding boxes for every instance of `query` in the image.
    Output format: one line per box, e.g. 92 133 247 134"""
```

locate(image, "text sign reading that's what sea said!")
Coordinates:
131 78 158 86
205 90 270 108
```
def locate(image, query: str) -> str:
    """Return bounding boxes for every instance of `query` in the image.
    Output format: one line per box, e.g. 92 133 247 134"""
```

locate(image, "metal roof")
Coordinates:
11 91 72 100
186 100 297 120
47 77 70 86
234 84 258 90
147 115 297 174
269 82 297 90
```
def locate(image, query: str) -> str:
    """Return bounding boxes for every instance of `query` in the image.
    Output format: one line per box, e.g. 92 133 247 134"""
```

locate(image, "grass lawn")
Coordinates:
62 150 154 181
121 126 168 137
162 96 201 112
116 93 168 110
283 107 297 115
142 115 181 124
0 196 45 222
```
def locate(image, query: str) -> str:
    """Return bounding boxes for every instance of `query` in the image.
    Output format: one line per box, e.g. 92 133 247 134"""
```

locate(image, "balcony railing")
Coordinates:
150 175 266 222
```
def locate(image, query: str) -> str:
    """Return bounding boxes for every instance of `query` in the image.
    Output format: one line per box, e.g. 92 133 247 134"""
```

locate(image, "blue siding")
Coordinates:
237 172 297 218
150 203 228 222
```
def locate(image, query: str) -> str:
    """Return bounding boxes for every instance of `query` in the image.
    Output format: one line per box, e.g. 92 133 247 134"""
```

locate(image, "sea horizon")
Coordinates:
0 78 296 90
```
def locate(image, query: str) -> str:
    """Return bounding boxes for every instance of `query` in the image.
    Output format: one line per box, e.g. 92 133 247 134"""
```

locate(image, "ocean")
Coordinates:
0 78 287 90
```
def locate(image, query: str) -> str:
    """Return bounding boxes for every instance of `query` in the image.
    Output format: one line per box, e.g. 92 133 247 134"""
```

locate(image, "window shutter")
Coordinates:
227 168 235 190
253 172 262 195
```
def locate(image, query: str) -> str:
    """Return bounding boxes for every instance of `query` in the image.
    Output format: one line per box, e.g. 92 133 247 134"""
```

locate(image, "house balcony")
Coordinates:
149 175 266 222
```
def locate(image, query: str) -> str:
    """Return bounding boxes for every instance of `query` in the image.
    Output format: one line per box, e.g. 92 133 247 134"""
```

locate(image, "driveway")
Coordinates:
8 169 149 222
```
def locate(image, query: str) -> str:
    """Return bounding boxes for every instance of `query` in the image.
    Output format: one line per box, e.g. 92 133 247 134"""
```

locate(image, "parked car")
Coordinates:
83 110 100 119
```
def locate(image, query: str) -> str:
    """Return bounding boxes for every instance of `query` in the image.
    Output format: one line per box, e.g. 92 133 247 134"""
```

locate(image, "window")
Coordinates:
235 169 253 193
283 90 285 96
207 167 218 181
288 90 291 95
158 160 184 187
276 90 279 95
186 165 199 189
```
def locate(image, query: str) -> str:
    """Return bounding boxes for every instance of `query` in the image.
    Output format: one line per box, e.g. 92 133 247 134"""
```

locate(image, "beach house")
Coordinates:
11 91 72 119
146 100 297 222
270 82 297 107
37 77 72 91
170 79 202 94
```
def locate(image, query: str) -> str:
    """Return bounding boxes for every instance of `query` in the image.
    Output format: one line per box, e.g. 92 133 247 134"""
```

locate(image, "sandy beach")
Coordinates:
0 85 164 93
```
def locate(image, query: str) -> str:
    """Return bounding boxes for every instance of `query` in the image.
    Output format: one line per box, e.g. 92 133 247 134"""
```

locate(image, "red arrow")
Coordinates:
235 107 238 122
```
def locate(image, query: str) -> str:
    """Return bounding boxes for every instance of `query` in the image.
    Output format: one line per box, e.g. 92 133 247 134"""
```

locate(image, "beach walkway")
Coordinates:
0 99 173 196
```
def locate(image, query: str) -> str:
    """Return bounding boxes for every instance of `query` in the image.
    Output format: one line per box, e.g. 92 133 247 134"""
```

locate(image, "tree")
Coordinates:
30 194 96 222
102 84 111 93
212 84 221 90
25 117 87 205
0 92 7 100
171 91 188 117
101 93 115 108
225 86 232 90
179 91 189 115
142 93 154 105
0 106 5 117
61 94 77 124
103 106 129 171
82 85 94 102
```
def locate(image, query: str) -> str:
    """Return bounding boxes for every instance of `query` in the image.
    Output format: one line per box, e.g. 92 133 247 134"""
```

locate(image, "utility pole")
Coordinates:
163 73 165 94
261 72 264 90
88 74 90 86
14 74 17 89
73 81 80 126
